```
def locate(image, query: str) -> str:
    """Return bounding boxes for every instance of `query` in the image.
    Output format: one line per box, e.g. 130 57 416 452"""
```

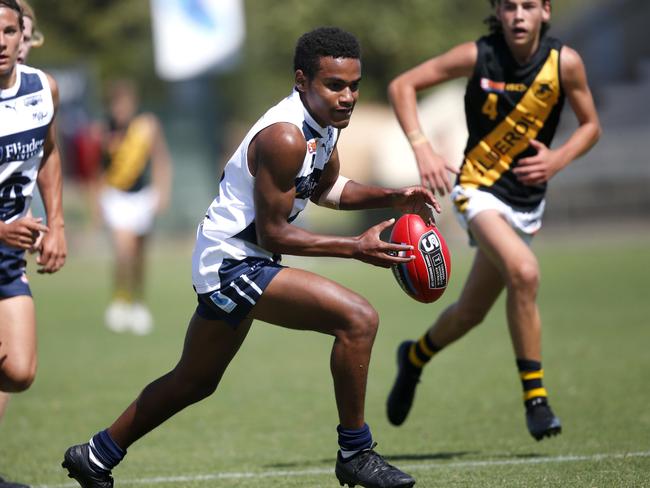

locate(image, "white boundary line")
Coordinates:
37 450 650 487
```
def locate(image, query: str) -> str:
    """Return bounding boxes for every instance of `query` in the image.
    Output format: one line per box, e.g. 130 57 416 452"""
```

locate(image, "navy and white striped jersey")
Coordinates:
0 64 54 283
0 64 53 223
192 89 339 294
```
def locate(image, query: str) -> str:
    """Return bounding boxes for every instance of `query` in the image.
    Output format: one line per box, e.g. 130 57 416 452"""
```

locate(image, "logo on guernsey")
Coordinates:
480 78 527 93
32 111 49 122
307 138 318 154
24 94 42 107
534 81 555 101
0 138 44 164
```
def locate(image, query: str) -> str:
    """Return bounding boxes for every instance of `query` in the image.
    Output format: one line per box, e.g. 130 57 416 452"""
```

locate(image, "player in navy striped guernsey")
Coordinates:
0 0 67 484
386 0 600 440
62 27 439 488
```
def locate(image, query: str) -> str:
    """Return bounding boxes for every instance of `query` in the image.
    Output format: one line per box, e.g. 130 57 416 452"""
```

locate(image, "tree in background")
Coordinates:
25 0 587 124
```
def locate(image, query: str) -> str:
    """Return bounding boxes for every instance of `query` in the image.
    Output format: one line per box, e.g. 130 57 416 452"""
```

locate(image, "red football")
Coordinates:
390 214 451 303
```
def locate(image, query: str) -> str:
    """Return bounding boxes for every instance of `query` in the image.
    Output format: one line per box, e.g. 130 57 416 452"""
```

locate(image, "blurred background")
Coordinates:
24 0 650 246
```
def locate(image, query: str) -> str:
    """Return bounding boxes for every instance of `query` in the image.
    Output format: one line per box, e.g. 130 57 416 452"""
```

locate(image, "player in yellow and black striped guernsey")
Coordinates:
99 79 172 335
386 0 601 440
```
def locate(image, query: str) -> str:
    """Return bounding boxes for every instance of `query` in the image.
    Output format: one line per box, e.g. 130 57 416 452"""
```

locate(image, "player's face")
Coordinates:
496 0 550 47
110 92 137 129
0 7 21 80
17 16 33 64
297 56 361 129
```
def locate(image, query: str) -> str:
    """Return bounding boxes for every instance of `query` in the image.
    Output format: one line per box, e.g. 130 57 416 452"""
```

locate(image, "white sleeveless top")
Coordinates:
0 64 54 223
192 89 339 293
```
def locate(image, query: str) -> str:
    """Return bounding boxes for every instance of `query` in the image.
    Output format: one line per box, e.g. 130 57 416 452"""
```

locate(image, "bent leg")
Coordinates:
470 211 542 360
108 313 252 448
253 268 379 430
428 248 504 348
0 296 37 393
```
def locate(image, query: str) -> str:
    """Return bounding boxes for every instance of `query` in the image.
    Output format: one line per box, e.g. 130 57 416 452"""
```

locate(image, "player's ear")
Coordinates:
541 0 551 22
295 70 307 93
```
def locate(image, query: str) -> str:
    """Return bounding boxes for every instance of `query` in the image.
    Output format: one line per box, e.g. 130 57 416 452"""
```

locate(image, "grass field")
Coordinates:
1 225 649 487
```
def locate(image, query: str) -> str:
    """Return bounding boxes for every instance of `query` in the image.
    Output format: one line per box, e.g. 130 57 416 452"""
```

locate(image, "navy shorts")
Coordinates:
195 257 285 327
0 273 32 299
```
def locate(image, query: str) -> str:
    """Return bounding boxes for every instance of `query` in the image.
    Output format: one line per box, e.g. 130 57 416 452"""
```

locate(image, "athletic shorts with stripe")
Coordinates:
195 257 285 327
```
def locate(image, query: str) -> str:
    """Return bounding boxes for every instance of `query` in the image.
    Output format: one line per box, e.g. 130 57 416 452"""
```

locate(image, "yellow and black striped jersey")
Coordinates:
103 115 154 192
459 34 565 210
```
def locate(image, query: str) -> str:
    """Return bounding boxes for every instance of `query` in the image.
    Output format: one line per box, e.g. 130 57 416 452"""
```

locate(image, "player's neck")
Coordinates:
506 36 541 65
298 91 327 130
0 67 17 90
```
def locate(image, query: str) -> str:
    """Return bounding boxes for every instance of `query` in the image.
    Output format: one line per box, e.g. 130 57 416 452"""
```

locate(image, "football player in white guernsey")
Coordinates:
0 1 66 485
63 27 437 488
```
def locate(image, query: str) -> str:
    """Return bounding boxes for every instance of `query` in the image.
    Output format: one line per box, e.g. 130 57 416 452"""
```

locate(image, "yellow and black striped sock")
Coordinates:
517 359 548 408
407 333 442 369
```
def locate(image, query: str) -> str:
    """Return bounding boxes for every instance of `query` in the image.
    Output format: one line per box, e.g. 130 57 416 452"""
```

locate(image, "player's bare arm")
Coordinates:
313 147 441 222
149 114 173 213
514 46 601 185
388 42 477 195
35 73 66 273
251 123 414 268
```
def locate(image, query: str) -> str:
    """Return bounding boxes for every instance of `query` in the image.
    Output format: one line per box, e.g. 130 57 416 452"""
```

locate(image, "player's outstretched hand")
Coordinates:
413 143 459 196
392 186 441 225
0 217 49 250
354 218 415 268
36 224 67 274
513 139 562 185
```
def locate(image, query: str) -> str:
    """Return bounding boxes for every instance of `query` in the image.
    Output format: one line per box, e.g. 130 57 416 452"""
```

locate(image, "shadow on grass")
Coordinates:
492 452 546 459
384 451 477 462
264 451 476 469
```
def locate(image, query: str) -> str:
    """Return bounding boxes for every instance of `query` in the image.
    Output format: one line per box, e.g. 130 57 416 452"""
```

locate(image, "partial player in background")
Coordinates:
99 79 172 335
0 1 67 486
62 27 438 488
386 0 600 440
16 0 42 64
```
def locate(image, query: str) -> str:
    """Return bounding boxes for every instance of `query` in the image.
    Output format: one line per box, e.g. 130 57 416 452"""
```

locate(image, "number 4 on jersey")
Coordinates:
482 93 498 120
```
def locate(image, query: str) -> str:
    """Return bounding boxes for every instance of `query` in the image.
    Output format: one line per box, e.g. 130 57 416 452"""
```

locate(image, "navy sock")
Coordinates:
88 429 126 472
337 423 373 458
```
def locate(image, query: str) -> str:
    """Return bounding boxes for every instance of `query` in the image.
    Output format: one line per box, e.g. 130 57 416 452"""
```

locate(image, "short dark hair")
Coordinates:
485 0 551 36
0 0 23 31
293 27 361 79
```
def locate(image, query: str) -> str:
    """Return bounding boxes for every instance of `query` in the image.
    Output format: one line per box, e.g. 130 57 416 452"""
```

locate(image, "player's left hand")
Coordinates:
513 139 563 185
392 186 441 225
36 224 67 274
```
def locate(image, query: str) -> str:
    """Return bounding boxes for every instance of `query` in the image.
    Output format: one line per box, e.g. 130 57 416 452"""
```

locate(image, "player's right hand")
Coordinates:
413 143 459 196
0 217 49 250
353 218 415 268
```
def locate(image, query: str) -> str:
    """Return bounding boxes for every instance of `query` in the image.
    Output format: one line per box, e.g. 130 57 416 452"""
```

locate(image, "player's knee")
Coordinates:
187 381 219 403
163 365 218 405
508 260 540 294
0 361 37 392
174 373 220 404
339 298 379 344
